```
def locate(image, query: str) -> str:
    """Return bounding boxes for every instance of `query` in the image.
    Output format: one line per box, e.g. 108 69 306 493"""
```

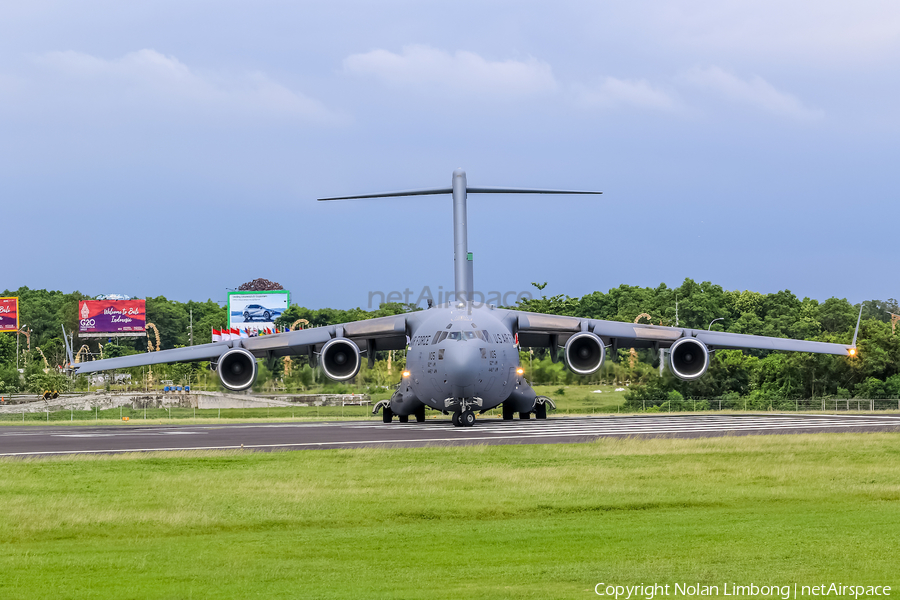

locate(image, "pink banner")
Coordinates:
0 297 18 332
79 300 146 334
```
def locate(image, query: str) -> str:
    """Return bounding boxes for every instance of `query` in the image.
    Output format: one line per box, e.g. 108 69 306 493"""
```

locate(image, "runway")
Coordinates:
1 413 900 457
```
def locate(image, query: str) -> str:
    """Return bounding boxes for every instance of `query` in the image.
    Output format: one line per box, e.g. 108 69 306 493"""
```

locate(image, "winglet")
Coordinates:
62 324 75 368
851 305 863 347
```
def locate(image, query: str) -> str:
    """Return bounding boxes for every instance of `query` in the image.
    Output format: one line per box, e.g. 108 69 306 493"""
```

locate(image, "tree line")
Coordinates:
517 280 899 407
1 281 897 404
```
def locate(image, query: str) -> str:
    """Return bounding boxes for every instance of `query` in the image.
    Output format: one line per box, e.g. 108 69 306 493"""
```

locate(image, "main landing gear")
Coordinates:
376 402 427 424
501 396 554 421
452 409 476 427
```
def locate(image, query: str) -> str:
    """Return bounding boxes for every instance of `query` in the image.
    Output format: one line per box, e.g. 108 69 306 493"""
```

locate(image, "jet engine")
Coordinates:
321 338 361 381
217 348 258 391
564 332 606 375
668 337 710 380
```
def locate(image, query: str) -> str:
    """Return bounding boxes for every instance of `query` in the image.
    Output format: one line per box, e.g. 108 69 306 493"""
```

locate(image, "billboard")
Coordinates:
228 290 290 330
79 299 146 336
0 297 18 333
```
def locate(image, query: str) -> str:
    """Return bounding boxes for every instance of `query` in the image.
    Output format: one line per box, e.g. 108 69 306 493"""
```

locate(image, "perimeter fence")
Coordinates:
617 397 900 414
0 404 380 423
0 397 898 423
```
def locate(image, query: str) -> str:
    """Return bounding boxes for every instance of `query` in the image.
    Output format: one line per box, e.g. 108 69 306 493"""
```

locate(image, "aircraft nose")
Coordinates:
443 345 479 387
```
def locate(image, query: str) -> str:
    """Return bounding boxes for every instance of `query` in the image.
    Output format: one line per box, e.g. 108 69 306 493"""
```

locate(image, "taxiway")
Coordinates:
1 413 899 457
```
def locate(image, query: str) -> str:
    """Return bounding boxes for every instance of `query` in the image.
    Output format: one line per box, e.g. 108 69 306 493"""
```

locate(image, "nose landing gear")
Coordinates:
452 409 476 427
449 397 482 427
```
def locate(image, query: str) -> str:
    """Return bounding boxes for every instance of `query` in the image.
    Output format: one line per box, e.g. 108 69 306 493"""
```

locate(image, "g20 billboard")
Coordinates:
0 297 18 333
228 290 290 330
79 299 146 335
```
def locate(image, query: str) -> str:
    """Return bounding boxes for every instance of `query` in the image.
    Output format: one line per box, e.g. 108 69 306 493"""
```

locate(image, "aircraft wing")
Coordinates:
71 314 410 374
506 310 855 356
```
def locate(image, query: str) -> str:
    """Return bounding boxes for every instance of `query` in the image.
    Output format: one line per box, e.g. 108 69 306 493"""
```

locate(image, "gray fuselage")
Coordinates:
390 304 538 416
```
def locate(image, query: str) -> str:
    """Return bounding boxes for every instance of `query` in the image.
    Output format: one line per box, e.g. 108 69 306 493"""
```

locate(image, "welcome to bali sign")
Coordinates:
79 299 146 334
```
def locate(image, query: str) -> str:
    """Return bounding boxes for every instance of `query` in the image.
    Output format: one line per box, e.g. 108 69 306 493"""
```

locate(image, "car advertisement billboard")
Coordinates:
79 299 146 335
228 290 290 330
0 297 18 333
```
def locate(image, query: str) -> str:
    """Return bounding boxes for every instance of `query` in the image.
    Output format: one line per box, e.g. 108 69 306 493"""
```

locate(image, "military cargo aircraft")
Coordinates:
71 169 859 427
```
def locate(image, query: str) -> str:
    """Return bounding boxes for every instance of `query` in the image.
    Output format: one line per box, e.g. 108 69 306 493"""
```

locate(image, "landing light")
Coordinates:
849 348 857 357
516 367 524 376
402 370 411 378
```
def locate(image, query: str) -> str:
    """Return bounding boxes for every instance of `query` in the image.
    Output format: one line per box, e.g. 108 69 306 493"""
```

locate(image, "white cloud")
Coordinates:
27 49 338 123
650 0 900 64
343 44 557 97
574 77 678 111
682 66 824 120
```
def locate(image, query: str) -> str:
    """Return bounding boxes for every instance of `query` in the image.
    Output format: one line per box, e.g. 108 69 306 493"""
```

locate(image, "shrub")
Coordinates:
25 371 69 394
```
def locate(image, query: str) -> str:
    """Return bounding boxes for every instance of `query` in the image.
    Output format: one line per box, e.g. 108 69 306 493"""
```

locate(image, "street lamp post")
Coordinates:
16 325 28 370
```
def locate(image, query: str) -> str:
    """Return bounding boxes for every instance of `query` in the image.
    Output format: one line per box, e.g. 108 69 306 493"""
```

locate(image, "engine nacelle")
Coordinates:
668 338 710 380
217 348 258 391
321 338 361 381
564 332 606 375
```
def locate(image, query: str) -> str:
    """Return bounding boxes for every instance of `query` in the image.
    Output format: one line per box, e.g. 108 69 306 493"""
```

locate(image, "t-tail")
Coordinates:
318 168 602 302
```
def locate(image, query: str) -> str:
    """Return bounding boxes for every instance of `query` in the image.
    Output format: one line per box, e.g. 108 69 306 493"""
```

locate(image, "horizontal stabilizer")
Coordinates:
319 187 452 201
319 186 601 201
466 187 601 195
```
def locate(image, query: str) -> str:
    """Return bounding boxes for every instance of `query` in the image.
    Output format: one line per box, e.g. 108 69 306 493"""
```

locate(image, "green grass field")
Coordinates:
1 434 898 599
533 384 630 412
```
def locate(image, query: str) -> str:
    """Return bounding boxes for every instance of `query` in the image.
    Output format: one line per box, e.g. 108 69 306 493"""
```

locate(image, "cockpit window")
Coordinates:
431 331 442 344
446 324 452 329
438 331 448 343
447 331 464 341
482 330 491 342
465 331 476 340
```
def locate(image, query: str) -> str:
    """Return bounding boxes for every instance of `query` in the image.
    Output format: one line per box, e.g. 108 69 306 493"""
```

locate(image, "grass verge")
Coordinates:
1 434 899 599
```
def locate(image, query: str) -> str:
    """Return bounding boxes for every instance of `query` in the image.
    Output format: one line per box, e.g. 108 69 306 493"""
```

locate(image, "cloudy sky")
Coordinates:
2 1 898 308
